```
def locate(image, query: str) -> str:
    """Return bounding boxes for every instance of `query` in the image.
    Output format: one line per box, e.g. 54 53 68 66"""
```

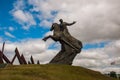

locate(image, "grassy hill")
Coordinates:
0 64 117 80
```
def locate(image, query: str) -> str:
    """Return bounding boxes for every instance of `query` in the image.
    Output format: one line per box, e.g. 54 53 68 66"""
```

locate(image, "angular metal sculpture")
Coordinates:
2 53 11 63
0 42 11 64
43 19 82 65
28 61 31 64
30 55 35 64
37 60 40 64
20 54 27 64
11 48 24 64
0 42 5 64
0 42 41 65
0 51 4 64
2 42 5 53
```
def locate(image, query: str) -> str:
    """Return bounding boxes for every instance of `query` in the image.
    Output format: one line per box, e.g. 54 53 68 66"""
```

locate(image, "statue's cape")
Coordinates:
61 33 82 50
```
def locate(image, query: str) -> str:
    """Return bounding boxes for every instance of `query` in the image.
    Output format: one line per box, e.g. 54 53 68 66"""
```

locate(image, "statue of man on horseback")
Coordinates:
43 19 82 52
43 19 82 65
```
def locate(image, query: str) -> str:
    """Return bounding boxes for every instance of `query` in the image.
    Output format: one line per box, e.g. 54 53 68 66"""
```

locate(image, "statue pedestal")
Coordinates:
50 41 81 65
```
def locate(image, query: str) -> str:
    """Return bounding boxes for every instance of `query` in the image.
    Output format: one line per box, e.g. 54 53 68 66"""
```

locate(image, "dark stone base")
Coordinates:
49 41 81 65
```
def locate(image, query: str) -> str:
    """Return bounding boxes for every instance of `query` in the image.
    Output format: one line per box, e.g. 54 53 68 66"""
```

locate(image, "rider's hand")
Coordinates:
73 21 76 24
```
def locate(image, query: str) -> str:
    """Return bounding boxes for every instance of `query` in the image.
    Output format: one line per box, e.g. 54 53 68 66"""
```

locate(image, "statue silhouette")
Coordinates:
43 19 82 65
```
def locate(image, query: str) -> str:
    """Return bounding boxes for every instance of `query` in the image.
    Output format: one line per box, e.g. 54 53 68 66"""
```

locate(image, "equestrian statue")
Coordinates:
43 19 82 65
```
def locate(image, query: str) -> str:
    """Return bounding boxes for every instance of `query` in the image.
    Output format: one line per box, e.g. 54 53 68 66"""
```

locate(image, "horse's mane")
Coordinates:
52 23 60 28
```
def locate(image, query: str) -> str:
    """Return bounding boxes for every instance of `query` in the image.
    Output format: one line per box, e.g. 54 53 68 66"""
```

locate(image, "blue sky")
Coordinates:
0 0 119 51
0 0 106 49
0 0 51 42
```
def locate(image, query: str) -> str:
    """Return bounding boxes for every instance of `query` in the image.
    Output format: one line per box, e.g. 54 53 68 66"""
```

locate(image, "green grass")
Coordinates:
0 63 7 68
0 64 117 80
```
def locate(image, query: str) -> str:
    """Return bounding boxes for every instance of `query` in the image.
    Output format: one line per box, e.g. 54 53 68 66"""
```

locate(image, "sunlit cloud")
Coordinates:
5 31 16 38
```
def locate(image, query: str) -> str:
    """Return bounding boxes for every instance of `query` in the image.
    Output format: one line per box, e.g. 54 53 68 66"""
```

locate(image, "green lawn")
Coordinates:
0 64 117 80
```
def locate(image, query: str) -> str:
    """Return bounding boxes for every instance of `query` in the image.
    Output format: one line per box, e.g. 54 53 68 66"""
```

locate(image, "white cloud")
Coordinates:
11 0 36 30
40 20 52 28
33 50 58 64
28 0 55 19
27 0 120 42
12 10 36 30
13 10 28 22
56 0 120 42
13 0 25 10
9 26 14 31
44 31 53 37
6 39 46 54
73 40 120 73
5 31 15 38
11 0 120 41
0 37 3 42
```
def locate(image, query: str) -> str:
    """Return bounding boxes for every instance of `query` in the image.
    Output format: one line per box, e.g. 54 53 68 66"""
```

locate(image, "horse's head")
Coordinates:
50 23 54 31
50 23 59 31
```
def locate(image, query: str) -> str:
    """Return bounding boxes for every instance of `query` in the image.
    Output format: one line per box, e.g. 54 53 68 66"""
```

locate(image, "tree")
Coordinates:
110 71 117 78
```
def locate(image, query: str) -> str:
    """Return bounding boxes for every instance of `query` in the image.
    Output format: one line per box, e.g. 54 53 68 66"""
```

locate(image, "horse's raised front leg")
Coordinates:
43 35 58 41
42 35 51 41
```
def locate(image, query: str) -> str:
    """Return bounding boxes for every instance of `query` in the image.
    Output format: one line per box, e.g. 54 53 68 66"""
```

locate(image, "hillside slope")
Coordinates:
0 64 117 80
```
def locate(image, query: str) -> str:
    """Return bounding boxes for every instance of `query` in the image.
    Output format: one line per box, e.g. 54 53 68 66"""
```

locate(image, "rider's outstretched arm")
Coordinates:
66 21 76 26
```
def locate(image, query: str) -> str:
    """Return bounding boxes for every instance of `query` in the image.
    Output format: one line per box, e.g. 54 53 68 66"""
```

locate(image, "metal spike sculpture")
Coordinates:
11 48 24 64
0 51 3 63
2 42 5 53
2 53 11 63
28 61 31 64
30 55 35 64
37 60 40 64
20 54 27 64
0 42 40 65
0 42 5 63
0 42 11 64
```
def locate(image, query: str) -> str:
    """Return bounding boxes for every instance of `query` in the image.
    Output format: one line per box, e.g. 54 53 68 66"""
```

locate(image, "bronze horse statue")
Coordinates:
43 23 82 53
